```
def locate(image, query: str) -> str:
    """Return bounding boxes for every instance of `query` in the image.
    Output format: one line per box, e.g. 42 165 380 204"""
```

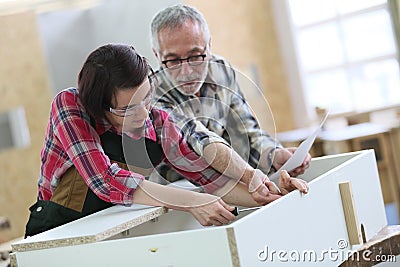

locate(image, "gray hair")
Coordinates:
150 4 211 52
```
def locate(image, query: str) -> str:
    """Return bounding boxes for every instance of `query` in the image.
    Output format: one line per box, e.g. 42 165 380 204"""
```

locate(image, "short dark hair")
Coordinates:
78 44 150 120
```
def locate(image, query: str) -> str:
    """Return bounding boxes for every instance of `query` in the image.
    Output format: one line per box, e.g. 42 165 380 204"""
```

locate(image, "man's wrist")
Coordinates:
241 168 255 187
248 169 266 193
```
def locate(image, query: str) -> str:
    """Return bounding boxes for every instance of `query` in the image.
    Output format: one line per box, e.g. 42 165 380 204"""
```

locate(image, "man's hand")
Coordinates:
278 170 309 195
273 147 311 177
248 169 281 205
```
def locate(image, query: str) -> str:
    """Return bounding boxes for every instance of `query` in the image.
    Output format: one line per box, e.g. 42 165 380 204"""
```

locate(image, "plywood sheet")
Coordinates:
0 11 52 241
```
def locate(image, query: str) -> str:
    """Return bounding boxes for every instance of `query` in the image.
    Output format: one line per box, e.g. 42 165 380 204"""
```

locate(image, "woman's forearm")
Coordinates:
132 180 237 226
132 180 207 211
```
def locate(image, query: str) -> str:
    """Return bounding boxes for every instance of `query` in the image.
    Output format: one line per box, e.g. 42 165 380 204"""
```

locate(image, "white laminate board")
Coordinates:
230 150 386 266
11 150 387 267
14 226 234 267
12 205 167 251
297 151 362 182
13 179 202 252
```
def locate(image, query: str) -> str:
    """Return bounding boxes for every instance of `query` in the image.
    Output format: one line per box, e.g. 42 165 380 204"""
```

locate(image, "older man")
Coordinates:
150 4 311 185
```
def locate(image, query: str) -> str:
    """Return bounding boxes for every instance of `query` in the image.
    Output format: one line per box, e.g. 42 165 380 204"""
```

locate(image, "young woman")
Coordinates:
25 44 307 237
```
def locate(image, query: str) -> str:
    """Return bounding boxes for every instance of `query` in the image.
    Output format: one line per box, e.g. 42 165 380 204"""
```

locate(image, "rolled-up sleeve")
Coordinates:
51 91 144 205
155 109 230 193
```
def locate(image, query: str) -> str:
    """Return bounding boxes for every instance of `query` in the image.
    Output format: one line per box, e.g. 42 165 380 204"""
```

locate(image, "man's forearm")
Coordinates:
203 143 283 205
258 146 277 171
213 180 260 207
202 142 255 186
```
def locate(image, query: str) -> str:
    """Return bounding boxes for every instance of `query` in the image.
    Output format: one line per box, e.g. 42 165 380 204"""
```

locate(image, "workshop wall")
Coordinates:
0 11 51 240
0 0 293 240
186 0 294 133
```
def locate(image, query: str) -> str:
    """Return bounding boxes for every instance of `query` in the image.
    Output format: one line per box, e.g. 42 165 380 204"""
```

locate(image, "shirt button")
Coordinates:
36 206 42 212
105 178 111 182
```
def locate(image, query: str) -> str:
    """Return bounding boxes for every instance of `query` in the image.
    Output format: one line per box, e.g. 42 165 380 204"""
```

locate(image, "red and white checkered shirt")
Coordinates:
37 88 229 206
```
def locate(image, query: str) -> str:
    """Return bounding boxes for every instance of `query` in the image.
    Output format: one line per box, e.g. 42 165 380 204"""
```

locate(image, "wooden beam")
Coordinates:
339 182 362 245
340 225 400 267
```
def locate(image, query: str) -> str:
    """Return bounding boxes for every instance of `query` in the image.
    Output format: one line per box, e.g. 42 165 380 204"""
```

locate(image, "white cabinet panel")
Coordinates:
12 150 386 267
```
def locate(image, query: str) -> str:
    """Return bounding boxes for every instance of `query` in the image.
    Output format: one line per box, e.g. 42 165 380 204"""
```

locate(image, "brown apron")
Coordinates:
50 130 163 215
25 122 163 237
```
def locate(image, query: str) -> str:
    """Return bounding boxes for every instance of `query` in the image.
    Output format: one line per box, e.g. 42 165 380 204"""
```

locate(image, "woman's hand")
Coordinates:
187 194 237 226
133 180 236 226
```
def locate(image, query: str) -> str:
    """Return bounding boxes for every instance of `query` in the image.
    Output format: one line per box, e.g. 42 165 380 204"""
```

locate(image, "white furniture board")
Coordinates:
232 150 387 266
14 227 235 267
11 150 388 266
13 205 167 251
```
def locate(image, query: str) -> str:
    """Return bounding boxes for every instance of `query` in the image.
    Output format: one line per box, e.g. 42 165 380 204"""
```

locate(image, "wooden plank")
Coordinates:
226 227 240 267
389 127 400 218
339 225 400 267
9 253 16 267
339 182 362 245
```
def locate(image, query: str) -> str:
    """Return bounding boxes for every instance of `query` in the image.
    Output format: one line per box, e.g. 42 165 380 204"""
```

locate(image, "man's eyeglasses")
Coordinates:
108 73 156 117
161 45 208 69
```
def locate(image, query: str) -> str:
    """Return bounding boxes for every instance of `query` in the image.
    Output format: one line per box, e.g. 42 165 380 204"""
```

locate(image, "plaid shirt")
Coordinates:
154 55 281 172
38 88 229 206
